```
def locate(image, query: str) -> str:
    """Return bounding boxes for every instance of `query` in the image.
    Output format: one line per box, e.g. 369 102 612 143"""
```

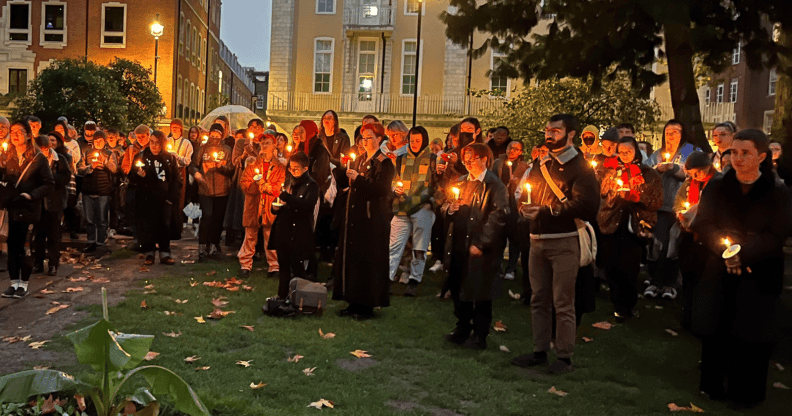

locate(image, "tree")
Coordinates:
206 93 230 114
481 74 659 149
444 0 792 152
12 58 163 131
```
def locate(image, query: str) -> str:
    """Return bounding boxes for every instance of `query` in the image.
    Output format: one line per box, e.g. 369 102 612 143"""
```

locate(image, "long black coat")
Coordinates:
331 150 395 307
442 171 509 302
0 148 54 222
689 168 792 342
268 173 319 259
42 151 72 212
129 149 183 243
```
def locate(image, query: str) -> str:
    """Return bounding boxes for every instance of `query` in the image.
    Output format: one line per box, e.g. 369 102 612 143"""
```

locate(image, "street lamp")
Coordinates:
150 14 164 86
411 0 423 128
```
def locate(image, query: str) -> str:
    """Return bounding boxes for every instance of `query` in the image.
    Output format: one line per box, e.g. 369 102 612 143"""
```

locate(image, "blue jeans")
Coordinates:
83 195 109 245
388 207 436 282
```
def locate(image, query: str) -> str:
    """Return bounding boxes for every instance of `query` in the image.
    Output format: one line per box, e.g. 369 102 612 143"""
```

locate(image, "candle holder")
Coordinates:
722 238 741 259
615 179 630 193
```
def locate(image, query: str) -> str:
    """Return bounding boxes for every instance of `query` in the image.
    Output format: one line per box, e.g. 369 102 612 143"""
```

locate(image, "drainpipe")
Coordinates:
466 31 473 116
379 31 386 113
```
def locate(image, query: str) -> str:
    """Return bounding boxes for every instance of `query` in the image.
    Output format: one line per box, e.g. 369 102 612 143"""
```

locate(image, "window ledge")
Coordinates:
100 43 126 48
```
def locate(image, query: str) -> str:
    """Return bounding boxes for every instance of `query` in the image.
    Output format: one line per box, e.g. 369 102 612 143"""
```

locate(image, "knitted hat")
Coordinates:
170 118 184 128
209 123 225 136
582 125 599 137
685 151 712 170
601 127 619 143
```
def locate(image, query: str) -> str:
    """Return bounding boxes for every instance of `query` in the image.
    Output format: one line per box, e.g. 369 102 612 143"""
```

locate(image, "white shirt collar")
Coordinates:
468 170 487 182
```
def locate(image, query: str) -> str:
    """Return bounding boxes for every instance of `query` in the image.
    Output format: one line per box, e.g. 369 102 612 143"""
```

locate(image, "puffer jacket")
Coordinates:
189 140 234 197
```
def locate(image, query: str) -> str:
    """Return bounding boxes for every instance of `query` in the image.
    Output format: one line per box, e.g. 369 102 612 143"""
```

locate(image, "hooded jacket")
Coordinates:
189 138 235 197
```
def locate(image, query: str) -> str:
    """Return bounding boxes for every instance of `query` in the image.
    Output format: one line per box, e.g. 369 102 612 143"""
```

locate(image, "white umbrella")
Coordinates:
199 105 288 134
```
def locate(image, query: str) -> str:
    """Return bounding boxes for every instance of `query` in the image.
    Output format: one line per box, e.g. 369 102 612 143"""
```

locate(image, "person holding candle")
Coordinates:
318 110 351 167
237 136 285 277
597 137 662 322
689 129 792 408
579 125 602 160
166 119 194 221
388 126 438 296
491 140 529 281
77 130 118 253
268 152 320 300
511 114 599 373
331 122 395 320
442 143 509 349
226 120 267 248
120 125 151 250
104 128 126 236
0 121 54 298
190 123 235 261
32 133 72 277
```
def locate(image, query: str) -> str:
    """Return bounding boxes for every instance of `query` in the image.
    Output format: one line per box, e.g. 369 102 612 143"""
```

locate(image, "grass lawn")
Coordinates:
47 256 791 416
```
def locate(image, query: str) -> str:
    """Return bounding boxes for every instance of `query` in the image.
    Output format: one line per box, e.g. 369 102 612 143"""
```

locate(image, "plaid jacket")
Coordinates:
392 146 437 216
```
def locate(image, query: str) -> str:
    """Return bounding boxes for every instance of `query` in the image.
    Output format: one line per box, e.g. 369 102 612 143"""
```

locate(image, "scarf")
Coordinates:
605 157 644 202
687 171 715 205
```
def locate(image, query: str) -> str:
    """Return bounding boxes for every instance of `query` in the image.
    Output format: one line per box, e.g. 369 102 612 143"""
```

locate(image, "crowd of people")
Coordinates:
0 110 788 409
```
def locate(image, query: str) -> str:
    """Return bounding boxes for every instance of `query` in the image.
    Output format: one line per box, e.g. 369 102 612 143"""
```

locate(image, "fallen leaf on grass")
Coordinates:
143 290 157 294
21 335 32 341
29 341 49 349
773 382 790 390
582 337 594 343
184 356 201 363
174 299 189 304
655 305 664 309
139 266 150 273
189 281 199 287
225 286 240 292
123 402 136 415
211 297 229 308
162 331 182 338
46 304 70 315
493 321 507 332
68 277 88 282
206 270 217 276
508 289 521 300
240 325 255 332
288 355 304 363
667 402 704 412
195 366 210 371
350 350 371 358
592 321 613 330
302 367 317 376
207 308 235 319
194 316 206 324
40 395 67 414
236 360 252 368
140 300 148 309
666 329 679 337
92 278 110 283
40 289 56 294
250 382 267 390
63 287 84 293
548 386 568 397
318 329 335 339
307 399 334 409
774 362 784 371
144 352 160 361
33 365 50 370
242 285 253 291
163 311 177 316
181 260 195 264
499 345 510 353
144 284 155 289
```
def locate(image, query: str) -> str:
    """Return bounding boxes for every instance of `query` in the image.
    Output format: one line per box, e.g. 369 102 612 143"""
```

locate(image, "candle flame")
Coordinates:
590 160 597 168
723 238 731 248
714 162 720 169
135 161 144 167
249 132 254 139
397 181 403 187
213 152 218 160
287 145 293 152
350 153 356 161
452 187 460 199
525 183 531 192
255 168 260 174
1 142 7 150
167 144 173 151
94 152 99 157
617 179 624 187
507 161 512 167
684 202 690 209
202 135 208 143
664 152 671 161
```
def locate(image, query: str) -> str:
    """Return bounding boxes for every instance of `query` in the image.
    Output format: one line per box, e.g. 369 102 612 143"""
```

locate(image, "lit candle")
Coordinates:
397 181 404 188
348 153 356 169
616 178 624 187
287 144 293 153
507 160 513 177
452 187 460 201
167 143 173 152
213 152 219 161
249 132 254 140
722 237 741 259
714 161 721 170
524 183 532 205
135 161 144 168
1 142 7 152
684 201 691 211
202 135 208 144
590 160 597 168
92 152 99 162
664 152 671 162
255 168 260 174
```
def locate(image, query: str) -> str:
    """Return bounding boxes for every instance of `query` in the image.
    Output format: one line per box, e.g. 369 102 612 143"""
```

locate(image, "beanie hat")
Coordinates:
582 125 599 137
601 127 619 143
685 151 712 170
209 123 225 136
170 118 184 129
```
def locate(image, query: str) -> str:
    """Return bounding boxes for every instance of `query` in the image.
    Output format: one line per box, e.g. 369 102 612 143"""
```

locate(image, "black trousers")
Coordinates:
8 220 32 281
430 205 445 260
502 211 520 273
34 210 62 268
198 195 229 247
448 249 492 339
517 219 532 296
277 251 307 299
600 225 642 315
125 186 137 238
648 211 680 287
700 335 772 405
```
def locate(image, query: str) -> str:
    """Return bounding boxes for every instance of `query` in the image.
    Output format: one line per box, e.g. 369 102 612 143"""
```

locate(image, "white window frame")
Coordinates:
179 13 184 55
356 37 379 100
763 110 774 135
256 94 265 110
177 75 183 105
400 38 423 96
732 43 740 65
40 1 67 48
729 79 738 103
200 89 205 114
200 37 206 73
192 27 198 65
490 49 510 97
316 0 336 15
313 37 335 94
769 67 777 96
185 20 191 55
404 0 425 16
704 86 711 105
6 1 32 46
100 2 126 48
716 83 724 103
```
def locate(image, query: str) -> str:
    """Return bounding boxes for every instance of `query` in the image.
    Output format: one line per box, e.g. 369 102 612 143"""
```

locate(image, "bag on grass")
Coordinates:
289 277 327 315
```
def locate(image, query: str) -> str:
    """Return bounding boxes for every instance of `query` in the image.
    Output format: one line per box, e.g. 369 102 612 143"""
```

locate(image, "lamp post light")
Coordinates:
411 0 423 128
150 14 164 86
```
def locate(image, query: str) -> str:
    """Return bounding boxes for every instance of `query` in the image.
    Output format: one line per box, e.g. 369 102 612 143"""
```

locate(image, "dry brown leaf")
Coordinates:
181 260 195 264
668 402 704 412
493 321 507 332
307 399 334 409
195 366 210 371
64 287 84 293
92 278 110 283
773 382 790 390
236 360 252 368
302 367 317 376
40 395 64 414
140 300 148 309
592 321 613 330
548 386 568 397
144 284 155 289
499 345 510 353
162 331 182 338
74 394 86 412
45 304 70 315
350 350 371 358
21 335 32 341
163 311 177 316
319 329 335 339
144 351 160 361
189 281 199 287
288 355 304 363
225 286 240 292
139 266 150 273
211 297 229 308
240 325 255 332
143 290 157 295
123 401 136 415
29 341 49 349
194 316 206 323
666 329 679 337
184 355 201 363
250 381 267 390
68 277 88 282
3 336 21 344
33 365 50 370
508 289 521 300
40 288 56 294
206 270 217 276
242 285 253 291
207 308 235 319
774 362 784 371
582 337 594 343
175 299 189 304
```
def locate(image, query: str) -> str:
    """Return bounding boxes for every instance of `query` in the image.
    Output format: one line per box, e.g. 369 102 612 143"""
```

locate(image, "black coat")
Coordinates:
0 149 54 223
689 168 792 342
129 149 183 242
42 151 72 212
268 173 320 259
301 136 332 206
442 171 509 302
331 150 395 307
319 130 351 167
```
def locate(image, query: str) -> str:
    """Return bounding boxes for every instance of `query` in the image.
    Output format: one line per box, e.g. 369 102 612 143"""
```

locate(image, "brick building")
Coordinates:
0 0 255 128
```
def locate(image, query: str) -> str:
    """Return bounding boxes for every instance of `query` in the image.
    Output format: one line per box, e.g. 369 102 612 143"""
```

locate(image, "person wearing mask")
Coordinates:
332 122 395 320
268 152 320 300
580 125 602 160
490 140 529 280
319 110 351 166
486 127 512 159
33 133 72 276
237 135 285 277
442 143 508 349
597 137 662 322
643 120 700 299
77 130 118 253
190 123 234 261
25 116 42 137
121 125 151 250
511 114 600 374
0 121 54 298
129 131 181 265
460 117 484 143
78 121 97 154
711 122 736 172
389 126 437 296
690 129 792 409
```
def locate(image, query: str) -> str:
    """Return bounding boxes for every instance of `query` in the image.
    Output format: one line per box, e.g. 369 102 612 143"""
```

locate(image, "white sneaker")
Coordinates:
644 285 659 298
429 260 443 273
503 272 515 281
661 287 678 300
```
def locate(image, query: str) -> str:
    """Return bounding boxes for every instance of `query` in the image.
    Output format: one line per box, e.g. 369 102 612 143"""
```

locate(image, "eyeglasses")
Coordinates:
322 116 334 121
462 156 481 165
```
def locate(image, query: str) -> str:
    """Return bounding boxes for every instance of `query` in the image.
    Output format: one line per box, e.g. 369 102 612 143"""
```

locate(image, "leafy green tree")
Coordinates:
481 74 659 149
444 0 792 152
106 58 164 130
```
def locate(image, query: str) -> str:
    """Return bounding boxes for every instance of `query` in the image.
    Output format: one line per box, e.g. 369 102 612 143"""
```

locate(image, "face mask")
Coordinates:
583 136 595 146
458 132 474 146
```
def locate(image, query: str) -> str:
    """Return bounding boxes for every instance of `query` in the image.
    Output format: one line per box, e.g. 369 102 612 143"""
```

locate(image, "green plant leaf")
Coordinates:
129 387 156 406
65 320 154 372
116 366 209 416
0 370 92 404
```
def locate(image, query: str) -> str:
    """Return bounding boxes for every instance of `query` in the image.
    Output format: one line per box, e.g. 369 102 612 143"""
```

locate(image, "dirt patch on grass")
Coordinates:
336 357 377 371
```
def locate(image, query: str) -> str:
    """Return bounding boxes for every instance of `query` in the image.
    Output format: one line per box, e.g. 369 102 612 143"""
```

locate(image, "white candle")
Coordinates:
213 152 219 162
348 153 356 169
524 183 531 205
452 187 460 201
590 160 597 168
202 135 208 144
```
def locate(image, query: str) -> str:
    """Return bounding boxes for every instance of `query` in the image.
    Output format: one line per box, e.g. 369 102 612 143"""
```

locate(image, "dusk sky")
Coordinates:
220 0 271 71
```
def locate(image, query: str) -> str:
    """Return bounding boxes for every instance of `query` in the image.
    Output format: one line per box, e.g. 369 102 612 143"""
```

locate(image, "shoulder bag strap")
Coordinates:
539 162 568 204
15 153 41 188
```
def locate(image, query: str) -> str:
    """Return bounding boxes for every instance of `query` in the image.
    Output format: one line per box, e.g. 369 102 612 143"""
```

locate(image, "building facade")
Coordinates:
0 0 255 128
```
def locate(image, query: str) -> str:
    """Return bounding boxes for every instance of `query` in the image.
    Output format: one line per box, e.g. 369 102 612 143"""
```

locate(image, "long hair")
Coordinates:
319 110 340 136
617 136 643 165
10 120 39 170
661 119 686 151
